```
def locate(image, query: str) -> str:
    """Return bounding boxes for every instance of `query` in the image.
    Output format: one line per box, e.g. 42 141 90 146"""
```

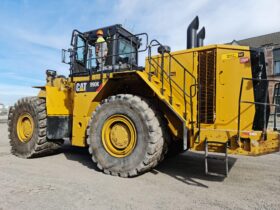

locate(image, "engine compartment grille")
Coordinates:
198 49 216 124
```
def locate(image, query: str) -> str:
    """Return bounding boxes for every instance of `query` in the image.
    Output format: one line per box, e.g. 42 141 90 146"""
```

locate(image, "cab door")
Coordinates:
72 34 88 74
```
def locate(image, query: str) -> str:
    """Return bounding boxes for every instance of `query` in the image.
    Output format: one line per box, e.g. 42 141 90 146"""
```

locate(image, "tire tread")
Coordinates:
8 97 63 158
86 94 167 177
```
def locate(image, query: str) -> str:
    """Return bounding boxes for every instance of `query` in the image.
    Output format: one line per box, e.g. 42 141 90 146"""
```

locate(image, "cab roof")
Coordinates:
83 24 136 43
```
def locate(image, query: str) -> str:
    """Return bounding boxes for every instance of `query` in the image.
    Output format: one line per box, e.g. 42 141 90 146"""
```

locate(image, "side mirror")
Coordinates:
61 48 72 64
46 69 57 78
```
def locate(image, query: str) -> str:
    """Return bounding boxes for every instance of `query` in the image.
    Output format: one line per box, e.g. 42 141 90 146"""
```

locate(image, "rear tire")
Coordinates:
87 94 165 177
8 97 63 158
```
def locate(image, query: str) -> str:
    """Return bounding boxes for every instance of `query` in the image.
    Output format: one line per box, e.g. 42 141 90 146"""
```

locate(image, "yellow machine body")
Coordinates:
39 44 279 156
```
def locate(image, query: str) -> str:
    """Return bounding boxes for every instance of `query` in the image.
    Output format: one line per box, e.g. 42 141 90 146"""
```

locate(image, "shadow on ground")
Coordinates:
153 152 237 188
59 142 237 187
59 142 100 171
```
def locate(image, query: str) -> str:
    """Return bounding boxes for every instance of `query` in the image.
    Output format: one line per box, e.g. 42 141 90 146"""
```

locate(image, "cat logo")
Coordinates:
75 82 87 92
75 80 102 93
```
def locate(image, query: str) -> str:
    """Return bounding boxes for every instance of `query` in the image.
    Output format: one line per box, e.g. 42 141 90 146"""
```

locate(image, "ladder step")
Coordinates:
205 139 229 177
205 172 226 178
206 156 226 161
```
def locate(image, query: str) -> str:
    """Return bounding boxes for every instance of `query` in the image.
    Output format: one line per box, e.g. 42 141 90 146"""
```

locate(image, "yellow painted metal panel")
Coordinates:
71 77 107 147
142 44 279 155
191 128 279 155
72 116 90 147
46 86 72 115
215 48 254 131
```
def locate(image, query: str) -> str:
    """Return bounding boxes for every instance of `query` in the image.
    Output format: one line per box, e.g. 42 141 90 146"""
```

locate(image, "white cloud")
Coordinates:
201 0 280 44
112 0 280 51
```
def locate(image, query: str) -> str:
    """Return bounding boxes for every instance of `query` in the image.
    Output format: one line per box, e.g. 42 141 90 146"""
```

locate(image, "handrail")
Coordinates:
190 83 201 140
237 77 280 141
149 55 195 120
148 39 197 96
168 55 173 104
71 29 84 46
148 39 198 97
147 38 199 123
149 57 189 99
272 83 280 130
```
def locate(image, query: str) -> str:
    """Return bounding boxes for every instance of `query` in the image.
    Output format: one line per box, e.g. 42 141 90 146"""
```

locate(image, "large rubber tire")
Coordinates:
8 97 63 158
86 94 165 177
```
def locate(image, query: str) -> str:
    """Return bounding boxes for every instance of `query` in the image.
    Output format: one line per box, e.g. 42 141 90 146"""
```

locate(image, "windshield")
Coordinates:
118 38 137 65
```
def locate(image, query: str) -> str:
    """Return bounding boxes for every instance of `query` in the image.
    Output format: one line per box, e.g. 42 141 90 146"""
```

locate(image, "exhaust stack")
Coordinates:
197 27 206 47
187 16 199 49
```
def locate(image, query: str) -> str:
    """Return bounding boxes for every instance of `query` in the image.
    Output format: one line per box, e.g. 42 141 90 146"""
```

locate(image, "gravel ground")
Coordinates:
0 123 279 210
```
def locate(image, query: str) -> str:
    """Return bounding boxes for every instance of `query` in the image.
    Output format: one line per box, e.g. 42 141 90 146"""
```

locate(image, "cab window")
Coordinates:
118 38 136 65
76 36 86 64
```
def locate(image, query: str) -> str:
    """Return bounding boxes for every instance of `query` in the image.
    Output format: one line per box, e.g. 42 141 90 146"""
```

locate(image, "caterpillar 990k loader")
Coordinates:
8 17 280 177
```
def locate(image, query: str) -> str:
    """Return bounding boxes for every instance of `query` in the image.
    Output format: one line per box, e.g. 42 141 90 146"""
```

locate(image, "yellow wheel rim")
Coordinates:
102 114 137 158
16 113 34 143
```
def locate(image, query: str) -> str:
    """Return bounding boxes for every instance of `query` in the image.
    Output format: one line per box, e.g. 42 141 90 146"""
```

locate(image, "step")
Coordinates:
205 140 229 177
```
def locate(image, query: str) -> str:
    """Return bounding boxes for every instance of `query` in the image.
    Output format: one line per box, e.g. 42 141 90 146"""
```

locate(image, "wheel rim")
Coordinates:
16 113 34 143
102 114 137 158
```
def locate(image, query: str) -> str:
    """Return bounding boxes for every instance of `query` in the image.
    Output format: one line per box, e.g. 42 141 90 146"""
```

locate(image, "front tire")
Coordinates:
8 97 63 158
87 94 165 177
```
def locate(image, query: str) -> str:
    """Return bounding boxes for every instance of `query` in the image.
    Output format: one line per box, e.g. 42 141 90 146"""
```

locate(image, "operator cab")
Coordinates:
63 24 144 76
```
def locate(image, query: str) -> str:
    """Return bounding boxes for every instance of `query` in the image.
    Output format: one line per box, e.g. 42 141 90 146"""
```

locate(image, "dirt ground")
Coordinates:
0 123 279 210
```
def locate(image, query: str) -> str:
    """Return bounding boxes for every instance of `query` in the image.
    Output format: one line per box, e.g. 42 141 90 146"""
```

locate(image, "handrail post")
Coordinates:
190 85 194 133
161 52 164 95
198 83 201 142
183 69 187 119
148 45 152 81
169 55 173 104
237 78 244 142
130 37 133 70
273 83 277 130
263 80 269 140
275 83 280 130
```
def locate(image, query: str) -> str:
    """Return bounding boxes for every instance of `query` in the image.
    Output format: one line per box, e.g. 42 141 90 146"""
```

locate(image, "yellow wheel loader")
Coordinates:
8 17 280 177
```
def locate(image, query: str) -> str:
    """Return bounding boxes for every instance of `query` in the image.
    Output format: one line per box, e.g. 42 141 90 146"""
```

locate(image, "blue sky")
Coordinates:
0 0 279 105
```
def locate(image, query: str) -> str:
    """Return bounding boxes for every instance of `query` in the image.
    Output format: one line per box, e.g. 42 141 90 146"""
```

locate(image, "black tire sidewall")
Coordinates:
10 100 40 157
90 100 149 173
